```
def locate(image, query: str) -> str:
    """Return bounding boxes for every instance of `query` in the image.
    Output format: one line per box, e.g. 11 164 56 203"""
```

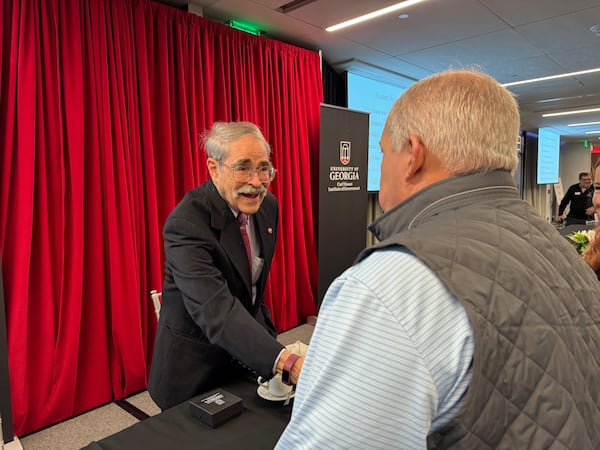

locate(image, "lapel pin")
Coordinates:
267 227 273 234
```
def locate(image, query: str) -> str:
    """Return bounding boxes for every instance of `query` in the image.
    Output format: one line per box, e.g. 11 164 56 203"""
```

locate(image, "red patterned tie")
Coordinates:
237 213 252 271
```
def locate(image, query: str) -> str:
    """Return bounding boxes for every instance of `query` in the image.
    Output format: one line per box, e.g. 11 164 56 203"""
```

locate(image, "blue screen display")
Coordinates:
537 127 560 184
347 73 408 191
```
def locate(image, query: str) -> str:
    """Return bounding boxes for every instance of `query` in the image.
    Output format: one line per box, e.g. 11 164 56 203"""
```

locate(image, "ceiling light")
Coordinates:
502 67 600 87
326 0 430 32
568 121 600 127
585 131 600 134
536 94 590 104
542 107 600 117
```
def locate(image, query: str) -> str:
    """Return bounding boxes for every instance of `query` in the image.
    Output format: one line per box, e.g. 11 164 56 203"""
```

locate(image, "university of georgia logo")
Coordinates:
340 141 351 165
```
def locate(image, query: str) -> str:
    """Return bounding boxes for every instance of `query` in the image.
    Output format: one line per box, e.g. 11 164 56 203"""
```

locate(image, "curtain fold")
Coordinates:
0 0 322 435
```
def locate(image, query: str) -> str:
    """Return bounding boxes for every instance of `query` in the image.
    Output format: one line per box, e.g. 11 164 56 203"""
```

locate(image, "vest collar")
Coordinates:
369 170 519 242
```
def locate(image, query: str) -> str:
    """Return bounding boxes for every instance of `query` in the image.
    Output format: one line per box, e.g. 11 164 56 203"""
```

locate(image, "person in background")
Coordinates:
277 70 600 449
148 121 302 410
583 163 600 280
556 171 595 225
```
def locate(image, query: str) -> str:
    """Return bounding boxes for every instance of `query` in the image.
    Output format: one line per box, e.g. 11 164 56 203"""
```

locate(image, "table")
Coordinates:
557 222 597 237
83 373 292 450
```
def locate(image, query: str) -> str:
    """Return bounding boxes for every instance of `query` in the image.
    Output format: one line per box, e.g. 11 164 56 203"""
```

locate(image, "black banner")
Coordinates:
317 104 369 305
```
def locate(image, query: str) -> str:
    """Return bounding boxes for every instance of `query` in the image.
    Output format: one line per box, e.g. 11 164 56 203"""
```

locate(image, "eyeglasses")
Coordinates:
221 163 276 183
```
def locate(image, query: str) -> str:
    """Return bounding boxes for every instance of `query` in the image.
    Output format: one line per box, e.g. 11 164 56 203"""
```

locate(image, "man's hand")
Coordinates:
276 351 304 385
586 206 596 216
556 215 565 223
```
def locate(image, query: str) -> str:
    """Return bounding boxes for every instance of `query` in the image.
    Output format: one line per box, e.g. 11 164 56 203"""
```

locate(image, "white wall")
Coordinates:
559 141 592 189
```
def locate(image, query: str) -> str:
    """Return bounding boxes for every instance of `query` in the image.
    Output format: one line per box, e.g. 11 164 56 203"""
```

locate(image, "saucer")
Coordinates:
257 385 295 402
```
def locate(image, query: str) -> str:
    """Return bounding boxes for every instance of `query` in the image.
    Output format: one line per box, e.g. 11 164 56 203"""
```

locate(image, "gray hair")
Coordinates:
201 121 271 162
385 69 520 174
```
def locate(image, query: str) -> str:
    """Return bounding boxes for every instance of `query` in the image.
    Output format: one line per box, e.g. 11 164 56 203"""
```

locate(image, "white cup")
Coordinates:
258 374 293 397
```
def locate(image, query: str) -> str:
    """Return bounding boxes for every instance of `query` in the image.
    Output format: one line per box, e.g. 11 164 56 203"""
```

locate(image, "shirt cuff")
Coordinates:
272 348 286 375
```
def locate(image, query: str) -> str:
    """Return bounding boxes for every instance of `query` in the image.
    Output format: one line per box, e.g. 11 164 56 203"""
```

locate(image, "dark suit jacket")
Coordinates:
148 180 284 410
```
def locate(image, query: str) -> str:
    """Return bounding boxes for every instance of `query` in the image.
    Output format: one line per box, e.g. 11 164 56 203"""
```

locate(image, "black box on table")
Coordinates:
188 389 243 428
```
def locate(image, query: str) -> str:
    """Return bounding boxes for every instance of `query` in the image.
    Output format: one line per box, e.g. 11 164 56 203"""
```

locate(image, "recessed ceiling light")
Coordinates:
326 0 430 32
502 67 600 87
399 14 409 19
568 121 600 127
542 107 600 117
536 95 587 104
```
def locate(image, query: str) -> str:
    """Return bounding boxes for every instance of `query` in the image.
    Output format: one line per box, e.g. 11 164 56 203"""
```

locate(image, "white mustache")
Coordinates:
236 185 267 196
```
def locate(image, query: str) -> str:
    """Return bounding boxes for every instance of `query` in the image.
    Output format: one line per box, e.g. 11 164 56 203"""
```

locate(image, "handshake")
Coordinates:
275 340 309 387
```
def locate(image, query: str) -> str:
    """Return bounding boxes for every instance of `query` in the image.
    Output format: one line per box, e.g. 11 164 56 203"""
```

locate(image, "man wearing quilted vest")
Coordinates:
277 69 600 449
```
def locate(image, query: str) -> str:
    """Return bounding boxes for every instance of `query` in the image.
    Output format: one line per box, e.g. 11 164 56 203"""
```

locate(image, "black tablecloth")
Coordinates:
557 223 597 237
83 374 292 450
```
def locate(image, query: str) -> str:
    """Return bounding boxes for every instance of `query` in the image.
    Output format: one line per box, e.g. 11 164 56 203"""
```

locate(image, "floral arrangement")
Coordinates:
566 229 596 255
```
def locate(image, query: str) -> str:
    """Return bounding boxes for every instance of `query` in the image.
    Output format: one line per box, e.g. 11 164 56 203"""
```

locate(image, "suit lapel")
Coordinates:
206 183 253 297
205 182 277 312
221 220 253 293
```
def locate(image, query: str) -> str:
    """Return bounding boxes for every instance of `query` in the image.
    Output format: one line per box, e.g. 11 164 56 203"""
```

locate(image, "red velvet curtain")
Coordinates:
0 0 321 435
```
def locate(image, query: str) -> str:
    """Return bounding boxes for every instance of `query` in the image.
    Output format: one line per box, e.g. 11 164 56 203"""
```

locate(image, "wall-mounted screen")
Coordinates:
347 72 408 191
537 127 560 184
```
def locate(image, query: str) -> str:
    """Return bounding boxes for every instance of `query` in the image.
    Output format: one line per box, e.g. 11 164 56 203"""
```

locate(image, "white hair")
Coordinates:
202 121 270 162
385 69 520 174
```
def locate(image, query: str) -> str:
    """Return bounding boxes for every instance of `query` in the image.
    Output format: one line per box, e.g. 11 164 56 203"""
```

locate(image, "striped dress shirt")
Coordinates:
276 247 474 449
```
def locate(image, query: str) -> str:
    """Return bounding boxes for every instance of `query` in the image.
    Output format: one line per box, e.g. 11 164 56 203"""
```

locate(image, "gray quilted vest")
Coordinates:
361 170 600 449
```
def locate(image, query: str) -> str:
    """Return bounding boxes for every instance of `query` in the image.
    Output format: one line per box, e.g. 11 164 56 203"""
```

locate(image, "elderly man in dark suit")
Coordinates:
148 121 303 410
